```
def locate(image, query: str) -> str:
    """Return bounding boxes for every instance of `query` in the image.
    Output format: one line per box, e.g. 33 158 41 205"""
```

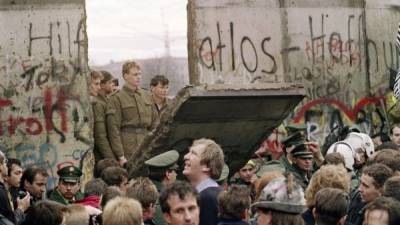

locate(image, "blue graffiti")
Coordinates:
14 143 58 168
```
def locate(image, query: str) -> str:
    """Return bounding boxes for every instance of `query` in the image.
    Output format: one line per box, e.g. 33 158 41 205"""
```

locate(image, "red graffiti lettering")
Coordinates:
44 88 53 131
0 88 68 136
57 89 67 132
25 117 43 135
8 117 25 135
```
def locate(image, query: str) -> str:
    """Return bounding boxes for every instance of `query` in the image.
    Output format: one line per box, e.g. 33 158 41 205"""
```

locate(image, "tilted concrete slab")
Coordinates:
126 83 305 178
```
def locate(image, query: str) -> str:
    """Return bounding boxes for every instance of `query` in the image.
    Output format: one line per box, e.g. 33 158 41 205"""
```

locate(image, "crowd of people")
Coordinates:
1 60 400 225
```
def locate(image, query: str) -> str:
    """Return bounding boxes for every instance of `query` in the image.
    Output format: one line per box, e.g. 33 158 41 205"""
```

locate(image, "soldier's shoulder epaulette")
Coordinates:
109 89 121 96
109 90 121 97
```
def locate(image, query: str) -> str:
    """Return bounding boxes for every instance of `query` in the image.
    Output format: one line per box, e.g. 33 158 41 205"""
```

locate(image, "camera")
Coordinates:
18 190 28 199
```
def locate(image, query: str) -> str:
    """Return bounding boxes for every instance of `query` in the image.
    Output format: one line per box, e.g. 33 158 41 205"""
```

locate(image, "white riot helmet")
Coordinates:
327 141 356 171
343 132 375 158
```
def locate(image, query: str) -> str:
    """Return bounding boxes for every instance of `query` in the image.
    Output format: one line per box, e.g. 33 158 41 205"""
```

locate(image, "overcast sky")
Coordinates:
86 0 188 66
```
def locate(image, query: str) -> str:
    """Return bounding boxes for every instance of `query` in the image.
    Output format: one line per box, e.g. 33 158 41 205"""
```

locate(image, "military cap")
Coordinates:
145 150 179 170
244 159 256 168
57 165 82 183
217 164 229 184
285 124 307 136
291 143 313 159
282 131 307 148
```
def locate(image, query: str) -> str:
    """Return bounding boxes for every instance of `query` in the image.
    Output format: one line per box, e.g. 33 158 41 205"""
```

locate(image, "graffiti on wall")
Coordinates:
0 6 92 186
191 4 400 145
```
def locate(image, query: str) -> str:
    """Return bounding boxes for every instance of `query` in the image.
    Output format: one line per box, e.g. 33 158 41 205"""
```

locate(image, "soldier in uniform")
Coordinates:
93 70 116 162
229 160 257 200
106 61 158 166
47 165 83 205
145 150 180 225
285 139 324 191
252 124 305 178
150 75 172 115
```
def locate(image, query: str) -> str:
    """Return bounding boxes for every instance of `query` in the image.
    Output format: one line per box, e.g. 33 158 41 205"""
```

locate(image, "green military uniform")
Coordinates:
106 85 158 160
155 97 173 116
93 92 114 162
284 143 313 191
281 125 314 191
47 165 84 205
145 150 180 225
47 188 84 205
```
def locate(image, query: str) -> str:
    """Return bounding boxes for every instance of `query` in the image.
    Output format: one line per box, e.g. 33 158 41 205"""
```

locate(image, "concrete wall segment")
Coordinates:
188 0 400 145
0 0 92 187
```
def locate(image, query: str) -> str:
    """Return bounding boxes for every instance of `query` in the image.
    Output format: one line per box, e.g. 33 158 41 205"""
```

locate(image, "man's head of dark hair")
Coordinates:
362 163 393 188
323 152 345 167
84 178 107 197
147 167 170 182
7 158 21 176
94 158 120 178
22 200 66 225
101 166 128 186
218 185 250 220
314 188 349 225
369 149 400 173
150 75 169 87
364 196 400 225
391 123 400 135
21 166 48 188
383 176 400 202
100 70 114 84
375 142 400 151
159 181 198 213
100 186 124 209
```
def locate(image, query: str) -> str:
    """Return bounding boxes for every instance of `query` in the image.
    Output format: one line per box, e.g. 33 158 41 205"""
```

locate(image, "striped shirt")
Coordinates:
397 22 400 50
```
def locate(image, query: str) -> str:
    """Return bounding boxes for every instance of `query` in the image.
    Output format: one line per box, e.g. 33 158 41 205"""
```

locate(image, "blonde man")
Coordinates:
103 196 143 225
90 71 102 97
106 61 157 166
183 138 224 225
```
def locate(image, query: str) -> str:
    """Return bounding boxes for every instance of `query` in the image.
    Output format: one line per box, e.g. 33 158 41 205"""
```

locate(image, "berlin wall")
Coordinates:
0 0 92 186
188 0 400 144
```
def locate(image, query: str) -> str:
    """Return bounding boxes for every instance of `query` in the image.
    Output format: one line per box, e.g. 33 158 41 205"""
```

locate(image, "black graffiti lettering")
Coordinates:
329 32 342 63
240 36 257 73
309 15 326 67
28 23 53 56
216 22 226 72
199 37 216 71
75 19 86 72
20 64 42 92
302 67 313 81
261 37 277 75
36 71 50 87
57 21 62 54
348 15 355 66
367 39 378 71
230 22 235 70
67 22 72 57
383 42 395 69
